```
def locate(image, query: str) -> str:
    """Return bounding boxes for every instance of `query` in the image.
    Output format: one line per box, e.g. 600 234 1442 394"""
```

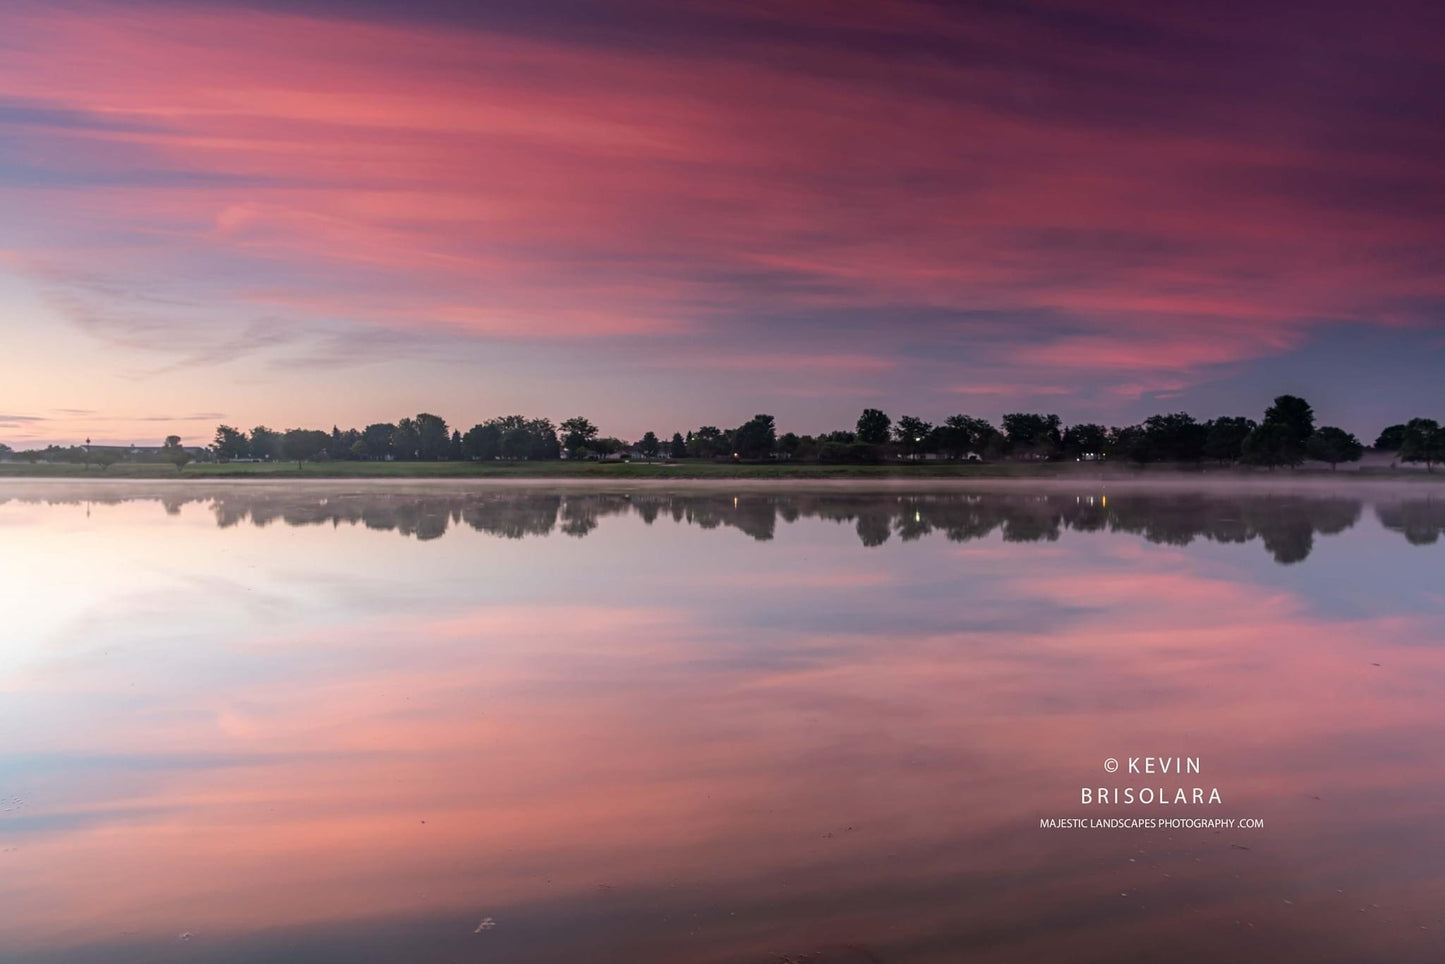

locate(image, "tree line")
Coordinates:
205 395 1437 470
15 489 1445 557
4 395 1443 471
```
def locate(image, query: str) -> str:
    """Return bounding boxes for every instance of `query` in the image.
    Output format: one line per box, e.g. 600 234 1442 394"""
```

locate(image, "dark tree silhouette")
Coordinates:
1003 413 1062 459
1241 422 1304 468
1203 417 1256 463
856 408 891 445
281 429 329 469
463 422 501 460
391 418 421 460
1142 413 1208 462
162 435 191 473
560 416 599 456
893 416 932 458
1306 427 1364 470
1062 423 1108 458
1263 395 1315 446
733 414 776 459
415 413 450 460
1399 418 1445 472
213 425 249 461
249 425 281 461
1374 424 1408 452
361 423 395 460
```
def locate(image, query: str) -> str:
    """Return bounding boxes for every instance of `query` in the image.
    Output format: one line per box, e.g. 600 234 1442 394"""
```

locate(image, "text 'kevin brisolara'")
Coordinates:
1083 786 1222 804
1040 817 1264 830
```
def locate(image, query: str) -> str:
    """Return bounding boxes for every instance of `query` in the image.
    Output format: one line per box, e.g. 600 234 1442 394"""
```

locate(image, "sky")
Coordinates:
1 0 1443 447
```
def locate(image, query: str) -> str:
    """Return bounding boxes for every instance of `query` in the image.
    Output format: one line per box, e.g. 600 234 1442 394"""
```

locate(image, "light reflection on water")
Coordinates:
1 483 1443 963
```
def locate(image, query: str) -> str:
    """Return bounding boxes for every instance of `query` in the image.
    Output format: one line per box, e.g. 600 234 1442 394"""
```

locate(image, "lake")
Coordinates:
3 481 1444 962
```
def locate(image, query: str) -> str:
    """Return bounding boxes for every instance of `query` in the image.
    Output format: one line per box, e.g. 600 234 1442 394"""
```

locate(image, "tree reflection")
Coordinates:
6 488 1445 562
1376 497 1445 545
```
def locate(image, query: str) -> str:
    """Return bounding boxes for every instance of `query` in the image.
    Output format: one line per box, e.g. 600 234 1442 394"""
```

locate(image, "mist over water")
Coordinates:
2 482 1444 962
5 482 1444 560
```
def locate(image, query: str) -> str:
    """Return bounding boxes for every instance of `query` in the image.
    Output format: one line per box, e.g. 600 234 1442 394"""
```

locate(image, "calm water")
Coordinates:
3 481 1445 963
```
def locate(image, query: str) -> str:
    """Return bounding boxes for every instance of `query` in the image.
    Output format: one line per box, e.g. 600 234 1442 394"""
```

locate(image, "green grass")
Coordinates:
0 459 1431 480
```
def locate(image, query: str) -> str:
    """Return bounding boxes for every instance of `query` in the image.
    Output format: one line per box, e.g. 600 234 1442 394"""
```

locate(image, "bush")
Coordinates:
818 442 883 464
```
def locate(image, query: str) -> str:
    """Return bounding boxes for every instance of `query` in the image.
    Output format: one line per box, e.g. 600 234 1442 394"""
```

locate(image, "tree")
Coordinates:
516 417 560 459
1061 423 1108 458
935 416 972 459
330 426 361 460
893 416 933 458
1002 413 1062 459
493 416 529 459
1108 424 1150 463
281 428 330 469
1263 395 1315 447
856 408 891 445
209 427 245 462
1399 418 1445 472
249 425 281 461
0 443 11 460
1306 427 1364 470
449 430 464 460
1374 424 1408 452
1203 417 1256 463
463 422 502 460
213 425 249 461
476 415 560 460
1141 412 1207 462
94 450 123 471
777 432 801 459
361 423 396 460
669 432 687 458
162 435 191 473
591 436 625 457
414 413 450 460
391 418 421 460
936 415 1001 459
689 426 726 459
638 431 660 457
733 414 776 459
1241 422 1304 468
560 417 600 456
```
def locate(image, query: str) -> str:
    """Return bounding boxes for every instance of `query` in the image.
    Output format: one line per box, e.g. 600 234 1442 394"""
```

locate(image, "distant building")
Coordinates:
86 443 210 462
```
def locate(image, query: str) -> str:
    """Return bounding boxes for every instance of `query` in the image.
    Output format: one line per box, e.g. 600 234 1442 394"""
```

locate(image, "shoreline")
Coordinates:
3 473 1443 497
0 459 1437 482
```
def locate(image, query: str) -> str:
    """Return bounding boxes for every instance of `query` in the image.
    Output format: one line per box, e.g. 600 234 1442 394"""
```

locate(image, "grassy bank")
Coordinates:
0 459 1433 480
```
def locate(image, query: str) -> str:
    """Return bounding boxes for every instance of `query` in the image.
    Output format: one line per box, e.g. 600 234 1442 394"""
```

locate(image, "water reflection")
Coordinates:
1 483 1443 963
1375 499 1445 545
2 487 1440 563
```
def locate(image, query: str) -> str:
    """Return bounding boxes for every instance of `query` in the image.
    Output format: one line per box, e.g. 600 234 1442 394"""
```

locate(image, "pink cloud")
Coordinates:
0 0 1441 428
952 383 1072 397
